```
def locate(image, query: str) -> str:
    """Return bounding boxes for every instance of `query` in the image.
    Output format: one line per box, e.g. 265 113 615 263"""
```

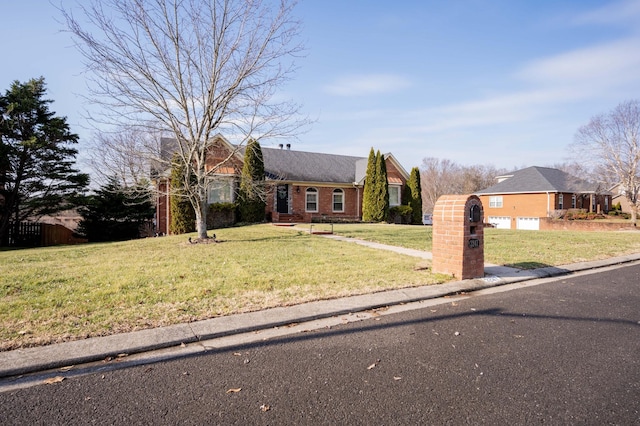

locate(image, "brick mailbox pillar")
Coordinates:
432 194 484 279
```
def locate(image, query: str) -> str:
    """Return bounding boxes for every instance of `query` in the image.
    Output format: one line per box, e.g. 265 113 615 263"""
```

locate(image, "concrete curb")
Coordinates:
2 252 640 379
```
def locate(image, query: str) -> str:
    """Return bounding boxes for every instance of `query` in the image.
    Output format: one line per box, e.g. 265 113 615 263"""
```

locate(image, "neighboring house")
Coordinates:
36 209 83 232
154 135 409 234
475 166 611 230
609 182 637 214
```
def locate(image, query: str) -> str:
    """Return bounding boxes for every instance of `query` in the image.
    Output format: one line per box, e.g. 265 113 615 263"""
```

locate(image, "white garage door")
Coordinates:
488 216 511 229
517 217 540 230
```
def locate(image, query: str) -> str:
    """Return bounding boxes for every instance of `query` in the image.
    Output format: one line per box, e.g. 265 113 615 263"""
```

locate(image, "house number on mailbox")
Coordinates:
468 238 480 249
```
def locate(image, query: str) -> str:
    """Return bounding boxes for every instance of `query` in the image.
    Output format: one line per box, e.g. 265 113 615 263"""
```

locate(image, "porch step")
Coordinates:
276 213 305 223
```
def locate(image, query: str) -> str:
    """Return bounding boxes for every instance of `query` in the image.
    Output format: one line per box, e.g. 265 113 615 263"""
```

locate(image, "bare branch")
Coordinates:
571 100 640 223
61 0 308 238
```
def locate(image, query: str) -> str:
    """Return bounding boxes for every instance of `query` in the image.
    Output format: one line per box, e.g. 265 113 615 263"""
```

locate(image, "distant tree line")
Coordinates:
420 158 507 214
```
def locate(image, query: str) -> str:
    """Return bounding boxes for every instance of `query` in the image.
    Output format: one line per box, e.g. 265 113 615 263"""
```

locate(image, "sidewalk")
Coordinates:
2 238 640 379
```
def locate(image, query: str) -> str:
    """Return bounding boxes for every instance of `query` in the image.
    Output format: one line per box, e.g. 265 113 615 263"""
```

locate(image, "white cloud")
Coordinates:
572 0 640 27
324 74 411 96
416 35 640 135
516 37 640 92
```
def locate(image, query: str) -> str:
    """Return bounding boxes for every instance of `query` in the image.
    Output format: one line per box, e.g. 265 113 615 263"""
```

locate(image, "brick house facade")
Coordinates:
476 166 611 230
155 135 409 234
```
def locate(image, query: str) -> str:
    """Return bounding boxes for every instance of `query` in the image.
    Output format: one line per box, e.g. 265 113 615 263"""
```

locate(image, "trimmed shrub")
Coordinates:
389 205 413 224
207 203 236 229
237 139 266 223
169 155 195 234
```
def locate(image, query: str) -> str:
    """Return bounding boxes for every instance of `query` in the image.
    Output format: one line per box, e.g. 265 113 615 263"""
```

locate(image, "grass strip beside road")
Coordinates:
322 223 640 268
0 224 444 351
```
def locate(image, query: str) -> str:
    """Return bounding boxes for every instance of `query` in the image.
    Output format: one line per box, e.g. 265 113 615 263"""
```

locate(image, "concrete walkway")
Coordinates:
321 234 433 259
2 237 640 380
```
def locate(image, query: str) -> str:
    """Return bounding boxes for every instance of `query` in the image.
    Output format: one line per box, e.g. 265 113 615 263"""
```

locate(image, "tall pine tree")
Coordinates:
374 150 389 222
169 154 196 234
0 78 89 246
362 148 377 222
78 177 154 242
238 139 266 223
407 167 423 224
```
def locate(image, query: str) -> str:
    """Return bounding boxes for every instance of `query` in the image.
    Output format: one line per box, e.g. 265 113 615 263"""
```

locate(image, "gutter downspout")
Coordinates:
546 192 551 218
166 183 171 235
353 182 360 218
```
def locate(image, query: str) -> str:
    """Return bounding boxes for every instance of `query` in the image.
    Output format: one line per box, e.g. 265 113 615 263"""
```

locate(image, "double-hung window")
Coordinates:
207 178 234 204
332 189 344 212
306 188 318 212
388 186 401 206
489 196 503 208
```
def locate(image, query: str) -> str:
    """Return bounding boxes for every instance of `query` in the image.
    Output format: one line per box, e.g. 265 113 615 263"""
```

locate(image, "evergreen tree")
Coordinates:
169 154 195 234
407 167 423 224
78 177 154 242
238 139 266 222
362 148 377 222
374 150 389 222
0 78 89 246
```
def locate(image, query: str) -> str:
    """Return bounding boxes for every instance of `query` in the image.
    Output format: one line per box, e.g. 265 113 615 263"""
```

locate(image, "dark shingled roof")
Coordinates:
476 166 600 194
257 147 365 183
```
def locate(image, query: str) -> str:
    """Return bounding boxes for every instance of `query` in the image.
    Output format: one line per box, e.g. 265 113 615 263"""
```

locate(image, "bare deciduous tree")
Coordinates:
62 0 306 239
420 157 506 213
87 127 160 189
572 100 640 224
420 158 461 214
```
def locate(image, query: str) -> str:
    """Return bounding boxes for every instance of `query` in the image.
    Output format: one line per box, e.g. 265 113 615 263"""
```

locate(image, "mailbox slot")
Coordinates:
469 204 481 223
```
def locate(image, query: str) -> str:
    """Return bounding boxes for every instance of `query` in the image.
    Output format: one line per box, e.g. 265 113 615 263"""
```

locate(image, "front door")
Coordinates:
276 184 289 214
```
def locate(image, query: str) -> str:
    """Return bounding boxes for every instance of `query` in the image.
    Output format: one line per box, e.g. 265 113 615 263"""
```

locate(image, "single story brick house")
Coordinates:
154 135 409 234
475 166 611 230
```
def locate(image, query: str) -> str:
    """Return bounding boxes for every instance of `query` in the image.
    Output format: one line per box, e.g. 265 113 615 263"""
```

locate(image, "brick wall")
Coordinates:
268 184 361 222
156 180 170 235
432 195 484 279
539 218 637 231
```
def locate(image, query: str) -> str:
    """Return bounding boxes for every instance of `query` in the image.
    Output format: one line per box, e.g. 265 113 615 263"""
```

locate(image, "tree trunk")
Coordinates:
195 198 209 240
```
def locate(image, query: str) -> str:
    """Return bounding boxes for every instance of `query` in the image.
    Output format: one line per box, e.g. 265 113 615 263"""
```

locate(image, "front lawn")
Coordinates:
0 224 445 351
3 223 640 351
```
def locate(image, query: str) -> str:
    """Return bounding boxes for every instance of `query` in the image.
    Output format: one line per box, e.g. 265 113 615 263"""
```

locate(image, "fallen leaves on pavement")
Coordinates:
43 376 65 385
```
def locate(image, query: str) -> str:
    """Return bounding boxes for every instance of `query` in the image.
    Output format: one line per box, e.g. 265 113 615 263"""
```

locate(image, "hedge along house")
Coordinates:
154 134 410 234
475 166 611 230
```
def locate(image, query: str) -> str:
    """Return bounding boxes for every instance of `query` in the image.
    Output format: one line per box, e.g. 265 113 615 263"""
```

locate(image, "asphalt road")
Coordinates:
1 263 639 425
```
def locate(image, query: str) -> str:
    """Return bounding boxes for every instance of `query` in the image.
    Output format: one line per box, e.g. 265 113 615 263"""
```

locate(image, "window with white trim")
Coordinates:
489 196 503 208
558 194 564 209
571 194 576 209
207 178 234 204
305 187 318 212
332 189 344 212
388 186 401 206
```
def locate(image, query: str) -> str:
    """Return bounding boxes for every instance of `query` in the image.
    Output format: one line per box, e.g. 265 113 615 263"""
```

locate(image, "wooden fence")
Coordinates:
8 222 87 247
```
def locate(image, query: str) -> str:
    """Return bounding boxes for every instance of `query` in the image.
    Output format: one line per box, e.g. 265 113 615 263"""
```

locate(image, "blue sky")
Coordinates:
2 0 640 175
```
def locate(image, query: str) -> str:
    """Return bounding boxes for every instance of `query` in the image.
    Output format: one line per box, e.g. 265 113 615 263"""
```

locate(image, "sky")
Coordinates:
2 0 640 177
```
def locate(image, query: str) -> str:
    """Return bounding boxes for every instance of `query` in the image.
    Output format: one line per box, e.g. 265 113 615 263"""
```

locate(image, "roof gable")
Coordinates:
476 166 600 194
